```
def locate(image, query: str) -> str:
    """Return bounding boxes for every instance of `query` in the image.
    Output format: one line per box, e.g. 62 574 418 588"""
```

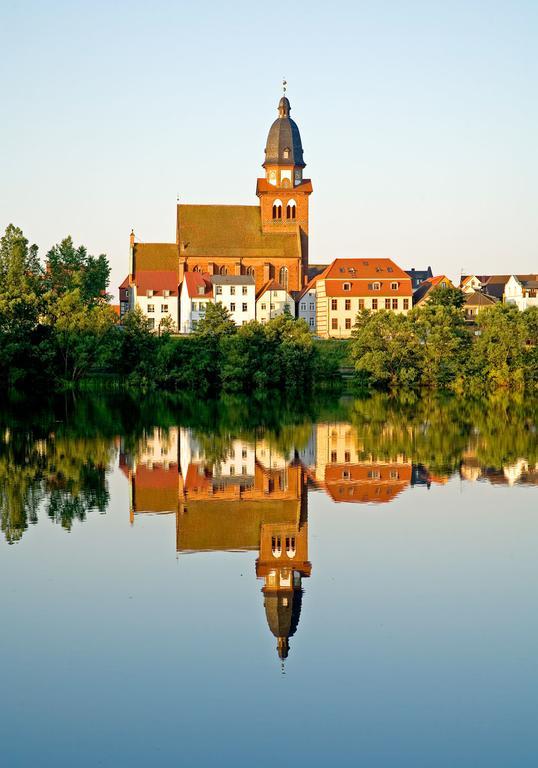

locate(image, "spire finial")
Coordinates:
282 78 287 95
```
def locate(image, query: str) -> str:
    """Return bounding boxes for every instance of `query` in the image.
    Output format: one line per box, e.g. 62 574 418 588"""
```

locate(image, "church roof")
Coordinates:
177 204 301 262
133 243 178 273
263 96 305 168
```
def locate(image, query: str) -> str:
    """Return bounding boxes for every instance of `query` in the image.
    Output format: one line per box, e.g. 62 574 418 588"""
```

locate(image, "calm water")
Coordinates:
1 393 537 767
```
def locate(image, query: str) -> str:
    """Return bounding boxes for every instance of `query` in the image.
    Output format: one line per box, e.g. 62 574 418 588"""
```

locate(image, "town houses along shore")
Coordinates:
118 92 537 336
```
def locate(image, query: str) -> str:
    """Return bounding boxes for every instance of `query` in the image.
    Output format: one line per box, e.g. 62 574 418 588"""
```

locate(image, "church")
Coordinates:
122 92 313 329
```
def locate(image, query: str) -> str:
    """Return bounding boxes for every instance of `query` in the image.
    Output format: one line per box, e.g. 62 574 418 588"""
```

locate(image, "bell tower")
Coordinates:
256 90 313 285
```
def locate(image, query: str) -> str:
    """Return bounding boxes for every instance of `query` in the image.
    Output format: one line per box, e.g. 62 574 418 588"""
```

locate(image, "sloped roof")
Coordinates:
183 271 213 298
324 258 410 281
298 264 332 299
263 96 305 168
211 275 255 286
135 270 178 296
256 279 291 300
119 274 130 289
413 275 454 304
464 291 498 306
133 243 178 272
177 204 301 262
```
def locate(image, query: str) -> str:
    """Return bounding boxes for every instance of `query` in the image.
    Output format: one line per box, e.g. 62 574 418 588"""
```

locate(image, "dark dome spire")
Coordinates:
263 95 305 169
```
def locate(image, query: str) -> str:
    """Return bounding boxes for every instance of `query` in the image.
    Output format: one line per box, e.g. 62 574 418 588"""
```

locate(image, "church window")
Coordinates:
272 536 282 557
246 266 255 276
220 266 228 275
272 199 283 219
286 199 296 219
193 265 201 272
286 537 296 558
281 177 291 188
279 266 288 289
343 282 351 291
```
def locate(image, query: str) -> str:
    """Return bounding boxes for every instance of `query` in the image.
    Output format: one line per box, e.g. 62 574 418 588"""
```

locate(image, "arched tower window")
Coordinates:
192 265 201 272
246 266 255 276
279 267 288 290
220 265 228 275
272 200 283 220
286 200 296 220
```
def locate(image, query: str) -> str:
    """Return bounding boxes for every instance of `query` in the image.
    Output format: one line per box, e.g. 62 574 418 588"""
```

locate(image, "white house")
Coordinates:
297 274 322 332
504 275 538 311
180 272 213 333
133 270 179 332
256 279 295 323
212 275 256 326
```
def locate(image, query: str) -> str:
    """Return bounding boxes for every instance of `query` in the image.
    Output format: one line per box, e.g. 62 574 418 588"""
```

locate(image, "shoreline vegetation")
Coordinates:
1 224 537 395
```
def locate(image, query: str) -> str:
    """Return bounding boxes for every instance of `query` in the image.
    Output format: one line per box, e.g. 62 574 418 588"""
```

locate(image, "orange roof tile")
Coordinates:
183 271 213 298
119 274 130 289
324 258 410 281
135 270 178 296
256 279 290 300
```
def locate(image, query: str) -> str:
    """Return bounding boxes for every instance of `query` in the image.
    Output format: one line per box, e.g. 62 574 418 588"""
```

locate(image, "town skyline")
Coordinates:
1 1 537 292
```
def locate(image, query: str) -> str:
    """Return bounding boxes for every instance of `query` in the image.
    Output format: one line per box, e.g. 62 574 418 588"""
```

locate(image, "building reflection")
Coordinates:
120 428 310 661
119 422 538 660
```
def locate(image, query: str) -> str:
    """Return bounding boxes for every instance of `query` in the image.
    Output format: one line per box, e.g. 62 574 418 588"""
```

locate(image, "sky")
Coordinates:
1 0 537 291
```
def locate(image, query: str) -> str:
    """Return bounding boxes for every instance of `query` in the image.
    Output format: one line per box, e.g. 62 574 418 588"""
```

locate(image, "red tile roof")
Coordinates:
256 279 290 300
183 271 213 298
119 274 130 289
135 270 179 296
320 258 413 297
427 275 452 287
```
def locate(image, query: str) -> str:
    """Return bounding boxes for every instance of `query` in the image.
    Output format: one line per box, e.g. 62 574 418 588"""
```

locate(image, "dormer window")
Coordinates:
387 267 393 272
391 282 399 290
376 266 383 273
368 282 381 291
362 261 369 266
197 286 204 295
343 282 351 291
163 289 170 297
146 289 153 298
283 147 290 159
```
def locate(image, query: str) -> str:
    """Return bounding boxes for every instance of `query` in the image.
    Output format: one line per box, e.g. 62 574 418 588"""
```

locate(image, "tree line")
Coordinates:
1 224 537 394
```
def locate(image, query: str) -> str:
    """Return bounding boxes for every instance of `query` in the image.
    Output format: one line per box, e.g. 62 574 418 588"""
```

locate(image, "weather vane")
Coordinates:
282 78 287 94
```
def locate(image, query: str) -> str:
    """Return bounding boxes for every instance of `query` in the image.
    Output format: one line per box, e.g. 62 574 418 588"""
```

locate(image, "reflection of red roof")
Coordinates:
183 272 213 298
132 464 179 513
135 270 178 296
111 304 120 316
184 463 211 493
324 463 412 504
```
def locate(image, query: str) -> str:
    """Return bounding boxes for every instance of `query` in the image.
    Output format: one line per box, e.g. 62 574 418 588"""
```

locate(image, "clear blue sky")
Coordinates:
1 0 537 290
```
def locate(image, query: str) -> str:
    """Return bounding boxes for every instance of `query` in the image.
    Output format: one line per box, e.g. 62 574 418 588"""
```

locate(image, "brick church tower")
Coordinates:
256 95 313 285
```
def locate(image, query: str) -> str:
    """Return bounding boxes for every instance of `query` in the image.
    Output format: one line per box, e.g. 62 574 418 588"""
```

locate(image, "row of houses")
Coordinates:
118 256 537 338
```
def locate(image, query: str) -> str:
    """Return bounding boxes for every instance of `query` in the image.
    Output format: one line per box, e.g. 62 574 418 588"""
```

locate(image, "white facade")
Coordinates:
133 288 179 333
297 287 317 332
212 276 256 326
461 276 483 294
504 275 538 311
179 278 212 334
256 285 295 323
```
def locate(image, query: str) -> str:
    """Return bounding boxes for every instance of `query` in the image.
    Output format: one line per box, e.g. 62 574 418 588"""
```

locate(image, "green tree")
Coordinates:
194 302 236 338
426 284 466 308
411 303 471 389
473 304 527 389
44 236 111 303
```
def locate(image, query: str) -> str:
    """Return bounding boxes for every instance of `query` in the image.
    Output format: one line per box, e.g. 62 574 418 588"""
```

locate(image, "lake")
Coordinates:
1 392 537 767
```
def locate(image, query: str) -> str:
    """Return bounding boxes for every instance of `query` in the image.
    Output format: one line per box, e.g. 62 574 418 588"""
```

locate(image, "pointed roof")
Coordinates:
263 95 305 168
256 279 290 300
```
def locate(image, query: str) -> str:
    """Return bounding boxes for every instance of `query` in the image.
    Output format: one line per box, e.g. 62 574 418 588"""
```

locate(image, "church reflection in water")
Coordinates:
119 420 537 660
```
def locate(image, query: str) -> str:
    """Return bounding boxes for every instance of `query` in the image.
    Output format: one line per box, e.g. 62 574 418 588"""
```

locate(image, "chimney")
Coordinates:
129 230 135 278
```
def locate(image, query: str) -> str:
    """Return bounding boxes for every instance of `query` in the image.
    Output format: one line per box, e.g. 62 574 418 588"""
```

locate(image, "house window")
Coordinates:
261 303 266 310
230 302 236 311
270 303 275 310
161 305 169 313
331 318 338 330
279 266 288 289
385 299 391 309
286 199 296 219
272 199 283 219
372 299 378 310
345 299 351 311
387 267 393 272
147 304 155 313
242 303 247 312
191 302 197 311
216 285 222 295
331 299 338 310
230 465 235 475
344 451 351 463
367 470 380 479
359 299 364 310
309 302 314 310
403 298 409 310
147 318 155 329
309 318 314 327
345 318 351 329
343 282 351 291
391 282 399 290
230 286 235 295
301 302 306 310
390 470 399 479
242 286 248 295
392 298 398 310
331 451 337 462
